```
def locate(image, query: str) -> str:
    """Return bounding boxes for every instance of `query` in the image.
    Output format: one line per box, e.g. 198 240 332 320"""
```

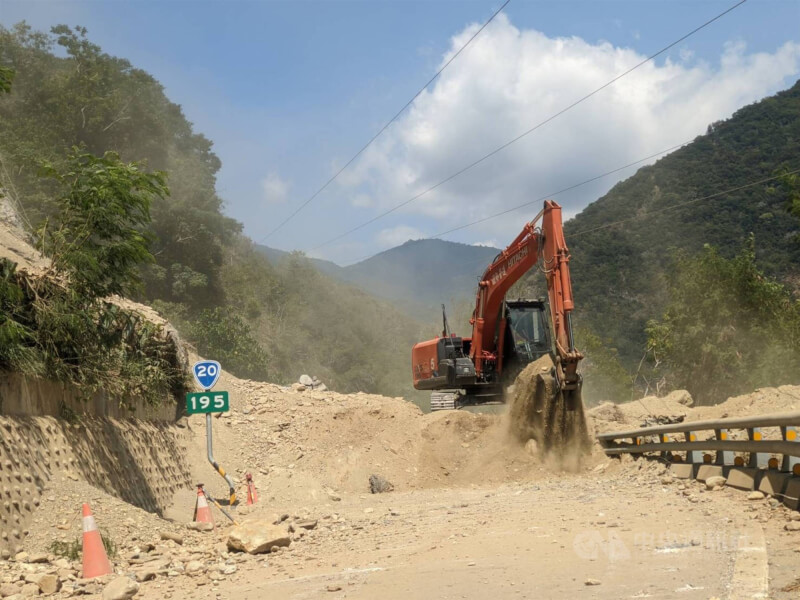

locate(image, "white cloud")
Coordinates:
376 225 426 248
351 193 373 208
261 172 290 205
334 15 800 246
473 240 499 248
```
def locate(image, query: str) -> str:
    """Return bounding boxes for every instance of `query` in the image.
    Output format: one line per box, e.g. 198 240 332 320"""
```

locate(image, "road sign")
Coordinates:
186 391 229 414
192 360 221 390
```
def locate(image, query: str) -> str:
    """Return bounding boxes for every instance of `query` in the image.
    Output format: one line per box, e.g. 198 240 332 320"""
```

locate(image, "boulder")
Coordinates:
37 575 61 595
299 374 313 387
291 382 307 392
665 389 694 407
102 576 139 600
0 583 20 597
227 521 291 554
369 474 394 494
705 476 727 490
159 531 184 545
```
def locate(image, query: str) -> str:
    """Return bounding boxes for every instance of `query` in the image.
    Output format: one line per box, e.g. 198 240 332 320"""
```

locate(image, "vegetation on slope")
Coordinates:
0 150 186 406
0 23 424 397
558 80 800 374
646 236 800 405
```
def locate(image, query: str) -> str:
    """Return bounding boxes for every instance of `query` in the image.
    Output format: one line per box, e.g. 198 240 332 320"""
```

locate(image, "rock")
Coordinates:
102 576 139 600
26 553 49 564
295 519 318 530
316 384 328 392
291 383 307 393
705 476 726 490
186 522 214 532
748 491 765 500
790 513 800 521
159 532 184 545
299 374 313 386
785 521 800 531
13 552 28 563
185 561 205 574
369 474 394 494
326 489 342 502
19 583 39 597
660 476 674 485
585 578 601 586
27 573 60 595
134 571 157 583
666 389 694 407
227 521 291 554
0 583 20 597
326 584 342 592
524 439 538 456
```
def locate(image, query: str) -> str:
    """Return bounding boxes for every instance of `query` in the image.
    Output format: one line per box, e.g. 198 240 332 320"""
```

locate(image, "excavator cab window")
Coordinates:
506 303 550 363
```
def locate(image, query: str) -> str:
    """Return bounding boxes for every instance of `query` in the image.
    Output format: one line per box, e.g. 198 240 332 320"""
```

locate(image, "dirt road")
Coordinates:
142 470 775 600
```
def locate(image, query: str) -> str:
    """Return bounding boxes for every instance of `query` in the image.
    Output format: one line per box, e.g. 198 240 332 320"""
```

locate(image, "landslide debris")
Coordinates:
507 355 591 466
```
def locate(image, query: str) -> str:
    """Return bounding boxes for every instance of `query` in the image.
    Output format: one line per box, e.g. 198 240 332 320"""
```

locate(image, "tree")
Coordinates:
574 327 632 405
37 148 168 299
0 66 14 93
188 307 271 381
646 236 800 404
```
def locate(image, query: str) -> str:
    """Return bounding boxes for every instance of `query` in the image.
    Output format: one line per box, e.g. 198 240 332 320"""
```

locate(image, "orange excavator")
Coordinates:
411 200 583 411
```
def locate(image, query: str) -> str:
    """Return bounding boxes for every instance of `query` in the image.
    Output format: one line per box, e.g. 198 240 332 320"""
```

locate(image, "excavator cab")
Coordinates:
500 299 553 384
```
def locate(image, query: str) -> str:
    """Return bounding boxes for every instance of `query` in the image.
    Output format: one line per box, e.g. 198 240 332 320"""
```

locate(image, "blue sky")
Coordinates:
2 0 800 264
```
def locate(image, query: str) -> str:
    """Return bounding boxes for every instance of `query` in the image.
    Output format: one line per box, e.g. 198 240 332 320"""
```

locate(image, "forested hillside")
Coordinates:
259 239 500 316
0 23 425 397
547 80 800 368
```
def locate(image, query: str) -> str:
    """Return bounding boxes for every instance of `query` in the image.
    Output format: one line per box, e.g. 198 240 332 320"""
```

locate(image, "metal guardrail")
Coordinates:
596 410 800 472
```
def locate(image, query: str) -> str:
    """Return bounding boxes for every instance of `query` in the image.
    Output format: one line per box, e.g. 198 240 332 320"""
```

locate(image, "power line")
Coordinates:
429 140 693 240
259 0 511 243
344 167 799 272
309 0 748 253
342 138 693 265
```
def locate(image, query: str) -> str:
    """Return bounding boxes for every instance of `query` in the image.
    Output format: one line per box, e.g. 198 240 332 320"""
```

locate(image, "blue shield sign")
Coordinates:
193 360 221 390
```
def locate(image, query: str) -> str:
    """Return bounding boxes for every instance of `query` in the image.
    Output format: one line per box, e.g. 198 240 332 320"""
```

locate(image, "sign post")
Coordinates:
188 360 236 505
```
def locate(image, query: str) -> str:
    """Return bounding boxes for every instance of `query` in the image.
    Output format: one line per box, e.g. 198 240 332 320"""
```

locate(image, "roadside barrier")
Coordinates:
596 411 800 508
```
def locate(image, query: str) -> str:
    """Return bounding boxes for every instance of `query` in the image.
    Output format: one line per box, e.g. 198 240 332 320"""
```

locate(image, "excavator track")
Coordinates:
430 391 459 411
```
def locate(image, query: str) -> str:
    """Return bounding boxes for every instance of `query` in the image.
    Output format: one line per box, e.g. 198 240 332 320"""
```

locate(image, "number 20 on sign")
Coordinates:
186 391 229 414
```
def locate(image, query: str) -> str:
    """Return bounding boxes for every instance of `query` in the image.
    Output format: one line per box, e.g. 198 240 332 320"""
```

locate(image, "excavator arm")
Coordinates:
469 200 582 390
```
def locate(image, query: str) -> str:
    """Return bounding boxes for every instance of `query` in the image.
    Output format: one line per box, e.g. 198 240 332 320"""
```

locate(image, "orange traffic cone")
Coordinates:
81 503 112 578
194 484 214 527
245 473 258 505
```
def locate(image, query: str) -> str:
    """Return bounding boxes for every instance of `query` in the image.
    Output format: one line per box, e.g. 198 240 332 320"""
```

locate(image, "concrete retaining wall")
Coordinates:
0 374 191 552
0 373 178 421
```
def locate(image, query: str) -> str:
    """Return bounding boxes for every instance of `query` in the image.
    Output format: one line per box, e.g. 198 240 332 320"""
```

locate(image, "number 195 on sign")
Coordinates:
186 391 229 414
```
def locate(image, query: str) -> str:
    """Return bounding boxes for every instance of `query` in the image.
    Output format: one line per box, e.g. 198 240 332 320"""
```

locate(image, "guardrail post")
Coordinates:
781 426 800 474
660 433 671 462
747 427 769 469
714 429 734 466
685 431 702 464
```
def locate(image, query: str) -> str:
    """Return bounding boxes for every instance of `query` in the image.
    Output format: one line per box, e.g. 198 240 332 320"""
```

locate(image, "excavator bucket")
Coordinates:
507 355 590 459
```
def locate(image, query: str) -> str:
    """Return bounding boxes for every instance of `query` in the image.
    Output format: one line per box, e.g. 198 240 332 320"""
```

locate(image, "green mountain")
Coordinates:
555 79 800 366
258 239 500 317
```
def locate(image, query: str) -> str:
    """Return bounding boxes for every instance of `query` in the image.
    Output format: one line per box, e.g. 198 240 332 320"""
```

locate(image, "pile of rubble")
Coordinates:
290 374 326 392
